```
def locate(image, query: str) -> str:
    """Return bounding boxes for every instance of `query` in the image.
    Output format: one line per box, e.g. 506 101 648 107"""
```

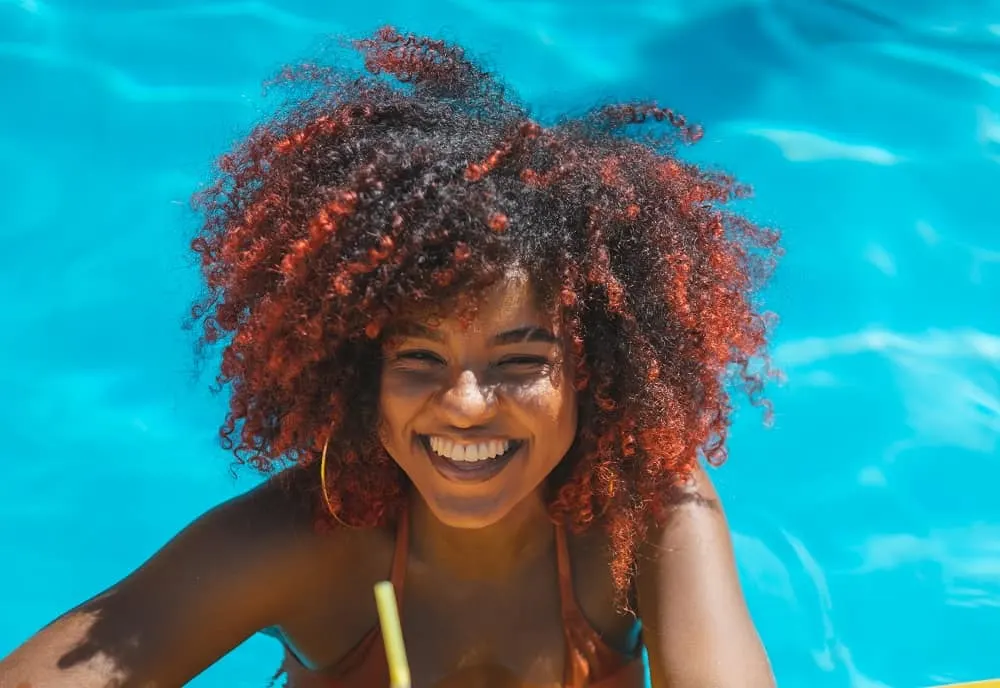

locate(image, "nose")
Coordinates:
438 369 497 427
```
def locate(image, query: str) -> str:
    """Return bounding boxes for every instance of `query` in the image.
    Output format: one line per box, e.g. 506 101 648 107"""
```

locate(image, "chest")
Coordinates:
278 530 641 687
400 572 569 687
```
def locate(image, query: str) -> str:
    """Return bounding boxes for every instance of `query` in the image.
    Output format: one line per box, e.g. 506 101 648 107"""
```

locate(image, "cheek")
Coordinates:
378 374 428 440
507 374 578 437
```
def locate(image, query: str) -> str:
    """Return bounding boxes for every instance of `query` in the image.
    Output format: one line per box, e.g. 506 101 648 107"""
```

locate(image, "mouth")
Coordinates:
417 434 525 484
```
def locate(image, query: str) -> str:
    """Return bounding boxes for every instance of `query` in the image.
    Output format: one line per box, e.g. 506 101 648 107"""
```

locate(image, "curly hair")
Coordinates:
189 26 780 597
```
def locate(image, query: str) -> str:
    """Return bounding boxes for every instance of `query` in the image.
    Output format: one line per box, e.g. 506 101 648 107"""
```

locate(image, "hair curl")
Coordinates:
190 26 781 598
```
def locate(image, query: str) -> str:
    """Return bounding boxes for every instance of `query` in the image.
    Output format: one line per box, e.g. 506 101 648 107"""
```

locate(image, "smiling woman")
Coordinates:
379 274 578 531
0 26 779 688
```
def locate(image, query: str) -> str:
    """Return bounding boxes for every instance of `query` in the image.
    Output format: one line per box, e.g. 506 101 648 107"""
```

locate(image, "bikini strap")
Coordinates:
554 521 595 686
388 507 409 599
553 521 582 621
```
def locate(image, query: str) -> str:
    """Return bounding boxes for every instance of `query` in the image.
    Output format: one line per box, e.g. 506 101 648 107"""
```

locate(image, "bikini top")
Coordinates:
275 508 646 687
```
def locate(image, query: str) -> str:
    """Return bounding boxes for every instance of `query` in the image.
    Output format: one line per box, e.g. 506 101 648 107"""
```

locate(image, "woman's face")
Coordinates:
379 274 578 529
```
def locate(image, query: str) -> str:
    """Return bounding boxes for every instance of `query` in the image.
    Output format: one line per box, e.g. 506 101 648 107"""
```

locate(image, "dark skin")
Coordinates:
0 278 774 688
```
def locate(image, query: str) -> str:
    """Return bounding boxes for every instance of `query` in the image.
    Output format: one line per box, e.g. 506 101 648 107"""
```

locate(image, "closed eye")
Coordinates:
394 350 446 365
496 355 550 368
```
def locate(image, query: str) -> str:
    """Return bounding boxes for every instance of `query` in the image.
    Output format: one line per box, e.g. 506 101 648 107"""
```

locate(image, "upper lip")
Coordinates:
419 433 522 443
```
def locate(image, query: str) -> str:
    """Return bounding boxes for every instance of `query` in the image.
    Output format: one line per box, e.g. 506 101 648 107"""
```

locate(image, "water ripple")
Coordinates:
0 42 250 103
2 1 999 686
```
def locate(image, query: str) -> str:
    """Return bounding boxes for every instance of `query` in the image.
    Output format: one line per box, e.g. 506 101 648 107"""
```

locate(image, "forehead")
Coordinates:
477 274 546 324
395 274 557 338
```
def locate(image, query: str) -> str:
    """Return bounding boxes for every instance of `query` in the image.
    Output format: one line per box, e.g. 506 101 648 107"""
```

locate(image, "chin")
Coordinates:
420 488 519 530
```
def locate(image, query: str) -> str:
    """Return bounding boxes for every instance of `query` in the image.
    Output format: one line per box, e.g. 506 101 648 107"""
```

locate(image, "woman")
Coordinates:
1 27 779 688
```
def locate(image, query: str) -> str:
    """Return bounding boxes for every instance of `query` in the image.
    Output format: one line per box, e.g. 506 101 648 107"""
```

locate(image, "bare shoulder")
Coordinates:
0 465 365 688
218 464 330 546
139 465 346 587
636 465 774 687
200 465 393 614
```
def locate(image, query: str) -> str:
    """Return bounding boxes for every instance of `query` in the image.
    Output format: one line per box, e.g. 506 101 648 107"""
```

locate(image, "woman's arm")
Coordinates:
0 477 307 688
636 464 774 688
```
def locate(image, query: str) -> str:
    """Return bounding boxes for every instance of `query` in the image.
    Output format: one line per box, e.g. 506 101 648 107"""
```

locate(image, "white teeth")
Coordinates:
428 436 513 462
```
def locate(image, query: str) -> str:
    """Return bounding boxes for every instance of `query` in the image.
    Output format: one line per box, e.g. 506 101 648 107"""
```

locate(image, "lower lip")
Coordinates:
419 436 523 484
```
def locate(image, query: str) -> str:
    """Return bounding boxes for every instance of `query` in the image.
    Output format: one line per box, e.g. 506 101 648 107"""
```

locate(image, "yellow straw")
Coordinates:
374 580 411 688
937 682 1000 688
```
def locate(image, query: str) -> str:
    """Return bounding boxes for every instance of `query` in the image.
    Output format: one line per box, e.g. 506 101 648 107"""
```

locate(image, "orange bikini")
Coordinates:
276 509 646 687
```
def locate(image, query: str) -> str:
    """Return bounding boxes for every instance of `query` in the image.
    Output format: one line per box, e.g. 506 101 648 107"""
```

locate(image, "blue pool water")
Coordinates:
1 1 998 686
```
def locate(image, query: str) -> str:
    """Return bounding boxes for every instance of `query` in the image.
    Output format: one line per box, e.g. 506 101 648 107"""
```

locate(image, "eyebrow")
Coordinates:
390 322 445 342
492 327 558 346
391 323 557 346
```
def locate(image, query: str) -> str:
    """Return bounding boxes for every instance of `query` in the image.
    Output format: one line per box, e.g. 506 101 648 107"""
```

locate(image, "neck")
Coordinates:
409 491 555 582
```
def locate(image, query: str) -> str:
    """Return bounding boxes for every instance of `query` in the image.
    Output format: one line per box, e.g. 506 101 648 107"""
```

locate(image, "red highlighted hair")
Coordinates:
190 26 781 597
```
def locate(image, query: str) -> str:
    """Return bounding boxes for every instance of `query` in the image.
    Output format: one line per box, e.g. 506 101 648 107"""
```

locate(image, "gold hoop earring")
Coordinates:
320 431 350 528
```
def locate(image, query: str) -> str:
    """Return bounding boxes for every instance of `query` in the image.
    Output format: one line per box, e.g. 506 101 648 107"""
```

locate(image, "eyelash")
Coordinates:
498 356 549 367
396 350 445 364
